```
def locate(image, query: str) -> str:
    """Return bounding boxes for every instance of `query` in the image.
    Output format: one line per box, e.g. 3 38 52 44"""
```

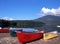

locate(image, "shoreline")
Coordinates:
0 33 60 44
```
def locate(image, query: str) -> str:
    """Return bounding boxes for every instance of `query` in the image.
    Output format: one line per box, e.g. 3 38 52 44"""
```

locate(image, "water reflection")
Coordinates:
9 28 39 32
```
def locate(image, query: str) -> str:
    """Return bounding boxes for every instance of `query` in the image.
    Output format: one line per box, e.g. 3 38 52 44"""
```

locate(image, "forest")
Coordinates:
0 19 45 28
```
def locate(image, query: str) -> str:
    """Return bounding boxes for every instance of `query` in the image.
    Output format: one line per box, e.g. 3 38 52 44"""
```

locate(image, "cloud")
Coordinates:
39 7 60 17
1 17 13 20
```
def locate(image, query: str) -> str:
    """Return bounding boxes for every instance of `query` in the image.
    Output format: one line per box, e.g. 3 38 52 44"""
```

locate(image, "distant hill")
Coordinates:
35 15 60 26
35 15 60 32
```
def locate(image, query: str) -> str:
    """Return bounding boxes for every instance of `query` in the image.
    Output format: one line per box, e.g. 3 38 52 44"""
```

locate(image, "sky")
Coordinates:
0 0 60 20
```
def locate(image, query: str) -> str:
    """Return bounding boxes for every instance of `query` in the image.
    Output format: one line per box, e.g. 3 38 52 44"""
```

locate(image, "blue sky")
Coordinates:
0 0 60 20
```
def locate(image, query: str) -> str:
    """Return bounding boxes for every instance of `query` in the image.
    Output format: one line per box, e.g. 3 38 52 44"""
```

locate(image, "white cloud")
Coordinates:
39 7 60 17
1 17 13 20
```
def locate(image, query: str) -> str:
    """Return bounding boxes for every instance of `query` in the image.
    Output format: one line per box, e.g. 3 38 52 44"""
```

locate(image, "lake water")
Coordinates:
9 28 39 32
9 26 60 33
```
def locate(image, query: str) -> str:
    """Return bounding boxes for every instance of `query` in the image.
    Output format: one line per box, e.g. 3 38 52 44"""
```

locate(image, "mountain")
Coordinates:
35 15 60 26
35 15 60 32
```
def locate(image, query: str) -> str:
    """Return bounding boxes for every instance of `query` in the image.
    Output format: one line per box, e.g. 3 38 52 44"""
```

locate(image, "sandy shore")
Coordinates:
0 33 60 44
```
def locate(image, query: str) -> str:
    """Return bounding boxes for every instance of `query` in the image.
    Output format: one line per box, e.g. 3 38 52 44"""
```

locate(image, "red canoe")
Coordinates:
16 30 44 44
0 28 9 33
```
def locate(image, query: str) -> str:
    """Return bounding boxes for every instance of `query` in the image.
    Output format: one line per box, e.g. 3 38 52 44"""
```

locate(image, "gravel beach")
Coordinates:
0 33 60 44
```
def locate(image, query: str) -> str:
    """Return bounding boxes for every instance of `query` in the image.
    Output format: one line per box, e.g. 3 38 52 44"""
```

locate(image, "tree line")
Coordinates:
0 19 45 28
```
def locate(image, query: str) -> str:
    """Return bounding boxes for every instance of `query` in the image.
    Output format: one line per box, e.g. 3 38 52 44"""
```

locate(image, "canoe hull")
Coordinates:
0 29 9 33
17 32 43 44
